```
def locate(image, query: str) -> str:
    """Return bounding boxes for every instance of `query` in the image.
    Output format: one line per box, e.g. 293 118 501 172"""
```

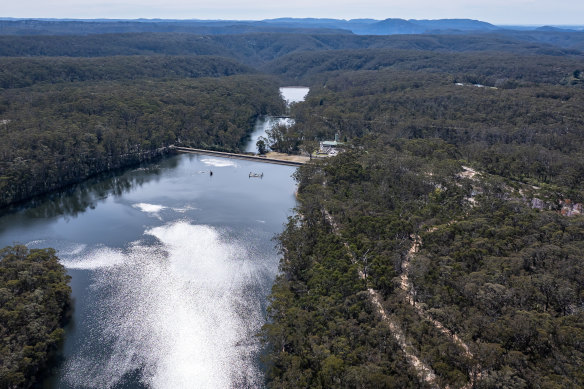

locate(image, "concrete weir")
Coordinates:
173 146 306 167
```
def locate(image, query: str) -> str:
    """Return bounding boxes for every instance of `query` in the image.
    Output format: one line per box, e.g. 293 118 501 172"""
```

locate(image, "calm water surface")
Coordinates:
279 86 309 106
0 153 297 388
245 87 309 154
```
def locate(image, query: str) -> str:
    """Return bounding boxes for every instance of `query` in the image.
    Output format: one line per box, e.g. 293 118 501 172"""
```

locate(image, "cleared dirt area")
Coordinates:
264 151 310 163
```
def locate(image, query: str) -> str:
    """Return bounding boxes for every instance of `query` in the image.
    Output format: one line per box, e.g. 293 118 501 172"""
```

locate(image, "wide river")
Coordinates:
0 87 308 388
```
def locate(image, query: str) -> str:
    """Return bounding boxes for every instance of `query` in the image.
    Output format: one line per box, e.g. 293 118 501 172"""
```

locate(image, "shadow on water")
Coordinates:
42 264 152 389
1 104 301 387
0 156 179 224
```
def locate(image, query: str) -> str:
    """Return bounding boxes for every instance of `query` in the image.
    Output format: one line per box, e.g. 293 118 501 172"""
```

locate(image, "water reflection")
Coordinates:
0 153 297 389
0 161 175 223
0 84 304 387
245 117 295 154
244 87 309 154
61 222 268 388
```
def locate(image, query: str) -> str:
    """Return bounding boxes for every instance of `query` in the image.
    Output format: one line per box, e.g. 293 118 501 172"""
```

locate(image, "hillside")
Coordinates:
0 32 580 66
0 25 583 387
0 75 284 208
258 34 584 388
0 18 498 36
0 55 255 89
262 48 584 83
0 246 71 388
264 139 584 387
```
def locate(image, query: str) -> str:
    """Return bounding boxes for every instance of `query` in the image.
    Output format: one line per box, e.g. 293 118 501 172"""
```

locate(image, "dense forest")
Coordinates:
0 245 71 388
263 138 584 387
0 55 255 89
1 21 584 388
262 48 584 84
1 32 582 63
268 58 584 200
0 73 283 207
257 28 582 388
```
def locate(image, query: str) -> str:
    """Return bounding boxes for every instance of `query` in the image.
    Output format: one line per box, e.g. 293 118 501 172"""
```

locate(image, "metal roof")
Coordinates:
321 141 343 146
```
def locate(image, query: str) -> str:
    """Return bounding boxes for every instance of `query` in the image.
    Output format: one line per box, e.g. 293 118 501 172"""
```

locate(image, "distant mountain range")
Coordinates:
260 18 501 35
0 17 581 36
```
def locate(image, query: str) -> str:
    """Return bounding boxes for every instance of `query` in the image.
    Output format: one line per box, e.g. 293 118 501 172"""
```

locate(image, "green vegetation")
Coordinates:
258 36 584 388
0 245 71 388
264 138 584 387
1 26 584 387
1 32 581 63
0 55 255 89
263 48 584 85
256 137 268 154
0 73 283 207
416 192 584 387
263 147 434 388
273 61 584 199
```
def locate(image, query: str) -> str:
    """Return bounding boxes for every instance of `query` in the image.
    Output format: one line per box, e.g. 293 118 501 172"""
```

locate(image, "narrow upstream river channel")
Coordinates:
245 87 309 154
0 87 308 388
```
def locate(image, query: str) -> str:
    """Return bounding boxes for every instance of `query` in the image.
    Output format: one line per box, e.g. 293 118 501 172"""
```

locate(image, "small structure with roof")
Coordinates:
316 133 345 157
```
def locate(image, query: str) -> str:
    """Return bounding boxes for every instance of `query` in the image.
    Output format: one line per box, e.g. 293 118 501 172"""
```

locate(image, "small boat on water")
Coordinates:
249 172 264 178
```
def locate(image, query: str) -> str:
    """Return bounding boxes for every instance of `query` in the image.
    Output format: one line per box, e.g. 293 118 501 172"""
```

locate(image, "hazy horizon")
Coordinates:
0 16 582 27
1 16 583 29
2 0 584 26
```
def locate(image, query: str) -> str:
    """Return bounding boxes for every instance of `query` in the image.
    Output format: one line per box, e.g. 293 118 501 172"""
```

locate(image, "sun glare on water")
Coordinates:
62 221 267 388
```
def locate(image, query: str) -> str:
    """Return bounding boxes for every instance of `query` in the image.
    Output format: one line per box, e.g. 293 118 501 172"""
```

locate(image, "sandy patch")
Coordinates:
264 152 310 163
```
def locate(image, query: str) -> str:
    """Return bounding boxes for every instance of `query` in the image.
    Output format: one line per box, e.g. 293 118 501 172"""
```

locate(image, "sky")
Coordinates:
2 0 583 26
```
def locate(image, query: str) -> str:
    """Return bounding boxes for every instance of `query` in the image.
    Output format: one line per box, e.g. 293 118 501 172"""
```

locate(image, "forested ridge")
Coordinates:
0 18 499 36
263 48 584 85
0 55 255 89
264 138 584 387
269 61 584 199
1 32 581 63
0 74 283 208
1 25 584 388
0 246 71 388
257 31 584 388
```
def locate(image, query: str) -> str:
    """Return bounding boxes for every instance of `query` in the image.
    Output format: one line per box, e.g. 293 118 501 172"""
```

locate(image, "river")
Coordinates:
245 87 309 154
0 87 308 388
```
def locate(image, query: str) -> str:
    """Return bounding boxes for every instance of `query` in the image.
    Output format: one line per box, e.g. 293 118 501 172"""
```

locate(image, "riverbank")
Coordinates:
0 153 299 388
